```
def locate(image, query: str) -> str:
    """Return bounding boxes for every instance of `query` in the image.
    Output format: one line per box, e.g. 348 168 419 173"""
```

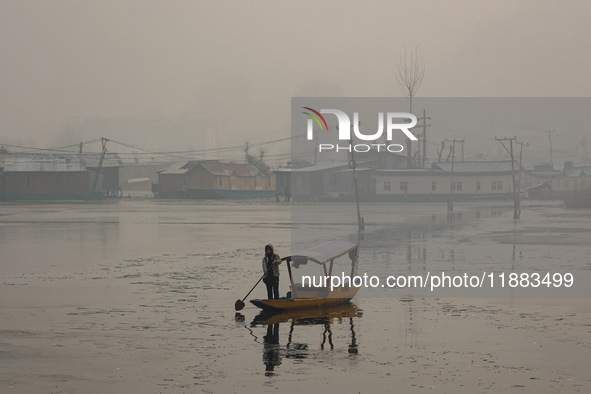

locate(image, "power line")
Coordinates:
107 133 302 156
1 134 304 161
0 139 100 153
444 138 461 211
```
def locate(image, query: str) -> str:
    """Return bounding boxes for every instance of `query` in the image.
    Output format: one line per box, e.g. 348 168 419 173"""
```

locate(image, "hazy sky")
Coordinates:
1 0 590 155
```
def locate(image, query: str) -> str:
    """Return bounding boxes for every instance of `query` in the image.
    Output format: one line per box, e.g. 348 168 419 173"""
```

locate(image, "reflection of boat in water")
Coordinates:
252 303 363 325
250 240 360 311
249 303 363 374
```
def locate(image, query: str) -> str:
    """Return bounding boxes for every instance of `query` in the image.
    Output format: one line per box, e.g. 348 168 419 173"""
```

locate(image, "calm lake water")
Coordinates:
1 199 590 393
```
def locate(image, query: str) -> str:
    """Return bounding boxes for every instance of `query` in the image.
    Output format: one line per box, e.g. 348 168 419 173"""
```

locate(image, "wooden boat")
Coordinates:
251 303 362 325
250 240 360 312
251 297 354 311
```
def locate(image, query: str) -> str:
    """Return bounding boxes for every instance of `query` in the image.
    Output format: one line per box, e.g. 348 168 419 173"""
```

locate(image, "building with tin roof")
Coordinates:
0 152 122 200
153 160 275 199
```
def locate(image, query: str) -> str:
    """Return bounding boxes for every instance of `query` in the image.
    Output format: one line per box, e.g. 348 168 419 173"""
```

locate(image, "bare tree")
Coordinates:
397 46 425 113
397 46 425 168
445 145 453 162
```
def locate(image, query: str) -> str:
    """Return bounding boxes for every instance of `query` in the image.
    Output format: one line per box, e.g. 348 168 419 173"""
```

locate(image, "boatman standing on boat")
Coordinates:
262 244 281 299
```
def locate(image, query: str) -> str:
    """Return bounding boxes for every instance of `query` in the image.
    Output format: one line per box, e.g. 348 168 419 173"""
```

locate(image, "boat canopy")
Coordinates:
283 240 358 265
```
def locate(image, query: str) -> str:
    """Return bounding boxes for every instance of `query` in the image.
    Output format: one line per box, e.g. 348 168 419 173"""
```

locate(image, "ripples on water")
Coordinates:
1 200 590 392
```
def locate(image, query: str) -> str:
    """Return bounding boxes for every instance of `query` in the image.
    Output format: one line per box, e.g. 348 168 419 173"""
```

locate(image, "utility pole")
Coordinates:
415 109 431 168
87 137 109 203
445 138 459 211
339 121 365 231
350 145 364 231
349 135 364 231
495 137 519 219
78 142 83 155
417 132 421 168
313 136 318 165
543 129 556 169
460 139 465 162
516 140 529 201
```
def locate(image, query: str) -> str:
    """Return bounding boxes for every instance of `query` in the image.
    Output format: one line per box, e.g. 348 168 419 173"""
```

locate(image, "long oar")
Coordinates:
235 259 282 311
234 272 266 311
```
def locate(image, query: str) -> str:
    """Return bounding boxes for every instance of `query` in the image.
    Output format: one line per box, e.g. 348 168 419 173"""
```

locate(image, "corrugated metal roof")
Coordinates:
0 152 123 170
528 170 561 178
376 169 451 176
336 168 373 173
79 153 124 168
1 156 86 172
159 161 262 177
290 161 351 173
159 163 189 175
433 161 517 173
198 161 260 177
564 166 591 177
274 159 314 172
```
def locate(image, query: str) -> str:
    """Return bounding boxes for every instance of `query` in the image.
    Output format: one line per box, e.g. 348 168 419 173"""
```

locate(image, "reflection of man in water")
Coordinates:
262 244 281 300
263 323 281 375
